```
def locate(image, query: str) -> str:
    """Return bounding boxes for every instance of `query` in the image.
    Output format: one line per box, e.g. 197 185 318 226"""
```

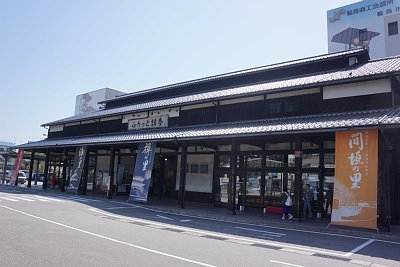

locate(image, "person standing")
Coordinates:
303 184 314 219
281 188 293 220
324 185 334 217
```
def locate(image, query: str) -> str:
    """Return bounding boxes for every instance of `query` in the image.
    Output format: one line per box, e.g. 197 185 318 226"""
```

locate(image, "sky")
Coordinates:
0 0 360 145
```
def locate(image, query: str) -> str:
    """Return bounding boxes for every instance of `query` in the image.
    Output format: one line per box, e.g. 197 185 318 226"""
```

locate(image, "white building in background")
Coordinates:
327 0 400 59
74 88 126 116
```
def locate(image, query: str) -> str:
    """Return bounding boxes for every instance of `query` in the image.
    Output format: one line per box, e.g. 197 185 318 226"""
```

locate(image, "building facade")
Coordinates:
16 49 400 231
328 0 400 59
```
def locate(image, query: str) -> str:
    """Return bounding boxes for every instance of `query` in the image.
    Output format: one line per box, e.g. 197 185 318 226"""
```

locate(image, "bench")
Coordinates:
266 206 283 215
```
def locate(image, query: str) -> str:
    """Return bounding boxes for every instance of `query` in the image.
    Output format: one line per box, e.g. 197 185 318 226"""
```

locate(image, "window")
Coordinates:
200 164 208 174
190 164 198 173
388 21 398 36
266 154 284 167
324 153 335 168
218 154 230 168
302 154 320 168
247 154 262 168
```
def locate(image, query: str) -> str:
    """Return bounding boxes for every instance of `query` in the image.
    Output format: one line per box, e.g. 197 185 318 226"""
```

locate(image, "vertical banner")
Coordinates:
68 146 87 191
129 142 156 203
332 129 378 229
9 149 24 185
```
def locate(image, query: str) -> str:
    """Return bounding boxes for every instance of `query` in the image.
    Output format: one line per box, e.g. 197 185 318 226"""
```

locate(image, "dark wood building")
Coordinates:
16 48 400 231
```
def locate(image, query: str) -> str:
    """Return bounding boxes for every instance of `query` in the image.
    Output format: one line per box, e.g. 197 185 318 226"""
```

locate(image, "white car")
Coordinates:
17 171 27 184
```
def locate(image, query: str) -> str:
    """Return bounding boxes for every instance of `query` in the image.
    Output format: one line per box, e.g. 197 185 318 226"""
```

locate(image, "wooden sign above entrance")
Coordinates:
128 115 168 131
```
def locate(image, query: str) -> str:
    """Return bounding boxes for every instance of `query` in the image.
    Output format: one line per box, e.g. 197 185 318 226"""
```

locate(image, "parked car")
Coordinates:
32 173 45 182
0 170 12 182
17 171 27 184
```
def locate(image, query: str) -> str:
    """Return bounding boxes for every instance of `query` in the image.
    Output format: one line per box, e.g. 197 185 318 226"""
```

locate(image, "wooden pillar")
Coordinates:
107 146 115 199
295 137 302 222
57 155 62 180
82 149 90 195
34 159 40 185
93 150 98 191
231 139 237 215
27 150 35 188
179 142 187 209
61 148 68 192
318 143 325 217
260 148 266 209
43 149 50 190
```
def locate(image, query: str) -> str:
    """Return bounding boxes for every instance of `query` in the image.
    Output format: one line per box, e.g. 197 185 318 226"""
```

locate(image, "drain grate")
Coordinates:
203 235 228 241
165 228 185 233
313 253 350 262
251 243 279 250
129 221 148 226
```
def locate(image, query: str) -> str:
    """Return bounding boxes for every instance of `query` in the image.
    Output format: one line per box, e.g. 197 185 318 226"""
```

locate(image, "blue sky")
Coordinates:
0 0 359 144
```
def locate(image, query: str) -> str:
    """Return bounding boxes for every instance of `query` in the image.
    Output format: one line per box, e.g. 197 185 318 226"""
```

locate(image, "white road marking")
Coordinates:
6 196 35 202
270 260 304 267
0 197 18 202
236 226 285 236
156 215 173 220
179 220 192 222
28 197 49 202
32 195 64 202
56 195 100 202
89 208 349 257
344 239 375 257
0 205 216 267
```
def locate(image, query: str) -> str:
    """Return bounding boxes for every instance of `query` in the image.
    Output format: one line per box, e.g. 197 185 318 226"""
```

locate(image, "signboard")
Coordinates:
9 149 24 185
128 142 156 203
327 0 400 59
68 146 87 191
331 129 378 229
128 115 168 131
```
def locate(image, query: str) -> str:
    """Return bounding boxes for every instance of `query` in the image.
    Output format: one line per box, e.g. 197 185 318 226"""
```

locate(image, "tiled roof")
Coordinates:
19 108 400 149
44 55 400 127
106 48 367 102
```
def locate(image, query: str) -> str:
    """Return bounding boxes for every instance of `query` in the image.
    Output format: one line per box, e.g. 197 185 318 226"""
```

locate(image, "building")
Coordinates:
328 0 400 59
0 141 14 172
15 48 400 231
74 88 126 116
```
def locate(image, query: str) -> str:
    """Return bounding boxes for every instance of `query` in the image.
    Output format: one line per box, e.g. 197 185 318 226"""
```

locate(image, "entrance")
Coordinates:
150 154 177 198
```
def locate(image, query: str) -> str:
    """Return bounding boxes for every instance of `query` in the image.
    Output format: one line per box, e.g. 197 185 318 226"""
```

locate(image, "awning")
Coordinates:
16 108 400 149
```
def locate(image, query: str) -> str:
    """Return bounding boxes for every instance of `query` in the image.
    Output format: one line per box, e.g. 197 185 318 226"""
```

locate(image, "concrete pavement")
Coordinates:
3 183 400 243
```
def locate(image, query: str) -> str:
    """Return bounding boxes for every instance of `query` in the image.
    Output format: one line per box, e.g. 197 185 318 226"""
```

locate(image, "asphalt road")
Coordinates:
0 185 399 267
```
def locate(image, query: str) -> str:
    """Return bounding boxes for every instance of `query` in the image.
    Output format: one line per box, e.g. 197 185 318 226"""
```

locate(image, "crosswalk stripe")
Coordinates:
56 195 100 202
31 195 64 202
6 196 35 202
25 196 49 202
0 196 18 202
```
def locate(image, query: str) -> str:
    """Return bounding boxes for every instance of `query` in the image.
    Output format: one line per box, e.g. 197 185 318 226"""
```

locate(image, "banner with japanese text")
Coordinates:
67 146 87 191
331 129 378 229
129 142 156 203
9 149 24 185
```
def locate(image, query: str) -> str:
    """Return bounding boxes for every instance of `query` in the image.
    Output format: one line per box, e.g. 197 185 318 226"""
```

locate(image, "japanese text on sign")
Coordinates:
128 115 168 131
347 131 369 189
344 0 399 17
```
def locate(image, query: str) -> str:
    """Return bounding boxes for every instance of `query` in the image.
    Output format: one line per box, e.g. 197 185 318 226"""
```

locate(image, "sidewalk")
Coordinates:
4 183 400 243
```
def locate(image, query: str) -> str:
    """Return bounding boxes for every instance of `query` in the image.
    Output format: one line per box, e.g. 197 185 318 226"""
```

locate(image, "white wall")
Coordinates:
323 79 391 100
74 88 125 115
176 154 214 193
